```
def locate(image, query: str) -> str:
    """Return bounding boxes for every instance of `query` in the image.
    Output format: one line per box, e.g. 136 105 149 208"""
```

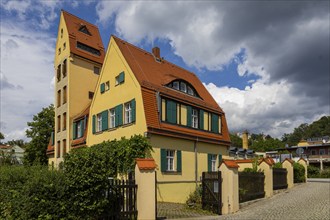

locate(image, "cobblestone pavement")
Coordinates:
157 202 216 219
164 182 330 220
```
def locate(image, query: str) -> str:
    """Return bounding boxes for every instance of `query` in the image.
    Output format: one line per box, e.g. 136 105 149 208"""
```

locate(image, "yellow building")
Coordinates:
47 10 105 167
48 11 231 203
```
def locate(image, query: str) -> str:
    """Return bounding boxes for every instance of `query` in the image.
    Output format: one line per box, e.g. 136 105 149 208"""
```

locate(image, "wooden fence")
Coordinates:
238 172 265 203
273 168 288 190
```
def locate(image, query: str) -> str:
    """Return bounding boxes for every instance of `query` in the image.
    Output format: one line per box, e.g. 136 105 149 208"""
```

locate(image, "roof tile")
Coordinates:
136 158 157 170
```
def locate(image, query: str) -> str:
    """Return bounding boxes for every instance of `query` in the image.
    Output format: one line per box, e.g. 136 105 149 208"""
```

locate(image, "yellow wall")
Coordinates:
258 161 273 197
51 12 101 167
150 134 228 203
87 37 147 145
237 162 253 172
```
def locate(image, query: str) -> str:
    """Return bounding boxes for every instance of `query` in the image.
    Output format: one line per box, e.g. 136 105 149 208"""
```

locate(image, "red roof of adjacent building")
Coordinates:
62 10 105 64
221 159 239 168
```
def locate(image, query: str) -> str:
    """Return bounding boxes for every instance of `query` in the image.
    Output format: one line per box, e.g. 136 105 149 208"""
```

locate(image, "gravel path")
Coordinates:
164 182 330 220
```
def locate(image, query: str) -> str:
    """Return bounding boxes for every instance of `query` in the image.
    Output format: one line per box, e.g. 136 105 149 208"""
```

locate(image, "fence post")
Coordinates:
219 160 239 214
258 159 273 197
135 158 156 220
282 159 294 188
298 158 308 182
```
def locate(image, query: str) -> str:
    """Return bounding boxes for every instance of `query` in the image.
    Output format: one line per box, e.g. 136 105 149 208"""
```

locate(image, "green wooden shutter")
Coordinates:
186 106 192 127
161 149 167 172
218 154 222 165
73 122 77 139
131 99 136 122
166 100 177 124
199 110 204 130
102 110 108 131
116 104 123 126
211 114 219 133
119 71 125 83
100 83 105 93
207 154 212 172
177 150 182 172
92 115 96 134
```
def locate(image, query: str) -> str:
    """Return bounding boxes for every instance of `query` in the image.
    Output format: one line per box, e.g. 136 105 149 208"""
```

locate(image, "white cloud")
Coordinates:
0 22 55 141
205 81 328 138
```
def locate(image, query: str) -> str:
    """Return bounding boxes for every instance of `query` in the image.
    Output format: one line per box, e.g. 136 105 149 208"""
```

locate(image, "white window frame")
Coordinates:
192 109 198 128
124 102 132 124
97 113 102 132
211 154 217 171
109 109 115 128
105 81 110 91
167 150 175 171
180 82 187 93
187 86 194 96
173 81 179 90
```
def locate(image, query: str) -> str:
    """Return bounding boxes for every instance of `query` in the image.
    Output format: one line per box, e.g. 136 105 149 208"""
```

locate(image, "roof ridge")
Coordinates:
61 9 98 29
112 35 199 79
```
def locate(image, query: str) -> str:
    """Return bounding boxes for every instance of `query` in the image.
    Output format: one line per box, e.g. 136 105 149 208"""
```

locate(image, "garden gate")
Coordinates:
238 172 265 203
201 171 222 215
273 168 288 190
103 175 138 220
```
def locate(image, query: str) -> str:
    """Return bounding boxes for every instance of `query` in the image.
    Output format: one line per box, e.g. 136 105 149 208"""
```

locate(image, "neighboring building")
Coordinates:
48 11 231 203
286 136 330 168
0 144 25 165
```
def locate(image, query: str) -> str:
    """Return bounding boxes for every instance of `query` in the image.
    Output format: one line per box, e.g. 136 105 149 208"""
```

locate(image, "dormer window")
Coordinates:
166 80 200 98
79 25 91 36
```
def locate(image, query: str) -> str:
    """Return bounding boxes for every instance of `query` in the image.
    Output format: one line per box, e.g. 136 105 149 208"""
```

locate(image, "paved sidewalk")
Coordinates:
168 182 330 220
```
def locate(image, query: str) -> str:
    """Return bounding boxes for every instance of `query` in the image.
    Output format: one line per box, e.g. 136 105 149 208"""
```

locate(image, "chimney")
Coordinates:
242 130 249 150
152 47 160 59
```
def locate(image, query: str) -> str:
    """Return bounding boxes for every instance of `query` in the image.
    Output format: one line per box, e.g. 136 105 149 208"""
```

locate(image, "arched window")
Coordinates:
166 80 200 98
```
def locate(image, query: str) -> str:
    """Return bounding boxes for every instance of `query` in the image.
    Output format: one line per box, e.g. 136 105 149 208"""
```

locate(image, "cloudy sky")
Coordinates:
1 0 329 142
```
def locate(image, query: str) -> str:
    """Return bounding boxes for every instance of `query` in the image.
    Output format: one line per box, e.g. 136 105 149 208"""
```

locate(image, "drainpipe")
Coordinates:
194 138 198 187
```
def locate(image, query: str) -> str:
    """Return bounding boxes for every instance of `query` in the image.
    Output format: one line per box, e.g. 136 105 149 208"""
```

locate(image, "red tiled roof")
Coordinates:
136 158 157 170
62 10 105 64
46 137 54 155
114 36 230 144
258 158 273 166
235 159 254 163
298 157 307 163
0 145 10 149
282 158 294 164
221 159 239 168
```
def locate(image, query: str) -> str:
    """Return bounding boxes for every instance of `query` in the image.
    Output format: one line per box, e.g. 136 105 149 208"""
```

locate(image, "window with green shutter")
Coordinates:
161 149 167 172
207 154 212 172
211 114 219 133
102 110 108 131
51 132 54 145
177 150 182 172
73 122 77 139
199 110 204 130
131 99 136 122
100 83 105 93
115 104 123 126
166 100 177 124
116 71 125 85
92 115 96 134
218 154 222 165
186 105 192 127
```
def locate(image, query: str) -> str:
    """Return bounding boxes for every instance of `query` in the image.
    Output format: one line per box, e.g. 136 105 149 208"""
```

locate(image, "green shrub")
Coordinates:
293 162 305 183
186 185 202 208
308 165 320 178
273 162 282 168
0 165 67 219
319 169 330 178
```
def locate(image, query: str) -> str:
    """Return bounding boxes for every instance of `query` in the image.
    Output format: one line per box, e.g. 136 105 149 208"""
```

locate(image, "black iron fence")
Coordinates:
273 168 288 190
238 172 265 203
202 171 222 215
101 178 138 220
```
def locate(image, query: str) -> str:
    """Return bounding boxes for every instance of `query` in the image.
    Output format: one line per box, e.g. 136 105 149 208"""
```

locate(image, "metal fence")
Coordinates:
101 178 138 220
273 168 288 190
238 172 265 203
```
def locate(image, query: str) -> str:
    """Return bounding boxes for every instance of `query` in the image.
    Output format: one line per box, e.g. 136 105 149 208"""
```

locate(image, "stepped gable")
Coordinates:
62 10 105 64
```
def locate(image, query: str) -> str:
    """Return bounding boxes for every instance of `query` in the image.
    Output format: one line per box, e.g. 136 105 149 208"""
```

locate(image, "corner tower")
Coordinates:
48 10 105 166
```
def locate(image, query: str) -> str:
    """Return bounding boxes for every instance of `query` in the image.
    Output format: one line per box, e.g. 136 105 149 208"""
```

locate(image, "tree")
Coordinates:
230 133 242 148
7 139 27 148
24 104 54 165
0 132 4 144
249 133 285 152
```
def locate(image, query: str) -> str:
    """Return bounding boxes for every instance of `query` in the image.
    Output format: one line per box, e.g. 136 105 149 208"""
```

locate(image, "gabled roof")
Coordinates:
113 36 230 144
62 10 105 64
113 36 222 112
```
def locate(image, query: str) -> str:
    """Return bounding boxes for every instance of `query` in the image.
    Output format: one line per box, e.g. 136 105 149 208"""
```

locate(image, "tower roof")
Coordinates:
62 10 105 64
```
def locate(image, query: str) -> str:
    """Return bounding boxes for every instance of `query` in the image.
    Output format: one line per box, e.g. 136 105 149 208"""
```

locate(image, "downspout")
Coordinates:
195 137 198 187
